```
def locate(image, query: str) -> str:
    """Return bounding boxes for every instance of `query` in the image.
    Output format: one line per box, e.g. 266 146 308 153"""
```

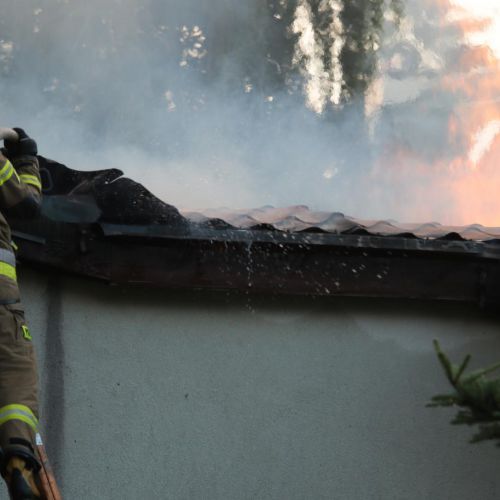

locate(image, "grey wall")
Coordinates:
4 267 500 499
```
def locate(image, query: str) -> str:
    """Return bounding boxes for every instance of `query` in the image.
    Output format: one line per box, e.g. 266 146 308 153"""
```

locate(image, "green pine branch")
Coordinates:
429 340 500 446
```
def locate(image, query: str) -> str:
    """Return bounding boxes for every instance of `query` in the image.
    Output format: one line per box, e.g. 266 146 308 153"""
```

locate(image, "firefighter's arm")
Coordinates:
0 128 42 219
0 152 42 219
0 155 42 218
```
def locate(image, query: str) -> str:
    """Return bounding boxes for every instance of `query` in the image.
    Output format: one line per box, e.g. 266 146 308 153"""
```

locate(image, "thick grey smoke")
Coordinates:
0 0 490 223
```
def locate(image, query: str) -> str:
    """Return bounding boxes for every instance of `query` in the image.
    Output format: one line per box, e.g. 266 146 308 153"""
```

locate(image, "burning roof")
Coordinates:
8 157 500 311
183 206 500 242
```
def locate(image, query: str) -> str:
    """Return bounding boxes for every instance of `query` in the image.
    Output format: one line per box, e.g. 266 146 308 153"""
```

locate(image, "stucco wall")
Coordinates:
3 267 500 499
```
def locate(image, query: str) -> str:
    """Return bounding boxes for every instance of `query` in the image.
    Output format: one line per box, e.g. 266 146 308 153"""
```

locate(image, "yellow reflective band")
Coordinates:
0 161 14 187
0 404 38 432
0 414 36 431
22 325 32 341
19 174 42 190
0 262 16 282
0 404 38 423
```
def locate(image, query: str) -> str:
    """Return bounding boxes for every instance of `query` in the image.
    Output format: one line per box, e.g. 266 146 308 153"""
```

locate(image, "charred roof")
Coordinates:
9 156 500 310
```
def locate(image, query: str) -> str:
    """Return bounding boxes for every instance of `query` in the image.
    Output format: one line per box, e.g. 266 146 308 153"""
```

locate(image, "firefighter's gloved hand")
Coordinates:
4 128 38 157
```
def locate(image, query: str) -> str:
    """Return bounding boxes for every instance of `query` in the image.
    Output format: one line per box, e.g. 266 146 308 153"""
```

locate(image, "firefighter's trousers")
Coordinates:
0 302 39 451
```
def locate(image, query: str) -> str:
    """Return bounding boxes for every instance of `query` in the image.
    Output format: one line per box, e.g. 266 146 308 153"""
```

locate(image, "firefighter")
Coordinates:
0 128 43 499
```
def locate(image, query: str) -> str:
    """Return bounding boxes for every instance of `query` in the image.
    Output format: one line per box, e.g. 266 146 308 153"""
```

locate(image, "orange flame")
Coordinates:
381 0 500 225
446 4 500 225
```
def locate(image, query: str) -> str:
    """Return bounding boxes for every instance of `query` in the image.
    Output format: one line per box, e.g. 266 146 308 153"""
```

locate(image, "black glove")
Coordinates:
3 128 38 157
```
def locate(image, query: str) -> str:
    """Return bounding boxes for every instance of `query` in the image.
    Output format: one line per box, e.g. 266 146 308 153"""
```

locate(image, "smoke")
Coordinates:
0 0 498 224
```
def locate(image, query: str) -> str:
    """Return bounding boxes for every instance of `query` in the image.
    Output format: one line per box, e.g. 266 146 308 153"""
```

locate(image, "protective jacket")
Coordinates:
0 152 42 303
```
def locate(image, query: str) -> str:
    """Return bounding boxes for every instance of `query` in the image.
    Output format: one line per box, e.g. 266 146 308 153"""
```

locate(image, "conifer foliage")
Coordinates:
429 340 500 446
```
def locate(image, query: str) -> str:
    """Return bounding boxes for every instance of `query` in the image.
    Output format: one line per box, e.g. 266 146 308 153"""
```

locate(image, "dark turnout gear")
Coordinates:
0 131 42 498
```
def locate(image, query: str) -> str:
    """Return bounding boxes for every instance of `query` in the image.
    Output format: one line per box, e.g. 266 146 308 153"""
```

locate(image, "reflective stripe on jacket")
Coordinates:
0 404 38 432
0 153 42 302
